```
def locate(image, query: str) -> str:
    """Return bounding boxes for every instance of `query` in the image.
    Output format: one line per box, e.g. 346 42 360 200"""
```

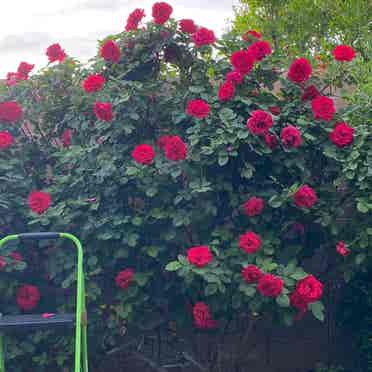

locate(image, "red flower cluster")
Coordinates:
17 284 41 311
333 45 356 62
17 62 34 79
243 197 264 217
152 2 173 25
46 43 66 63
288 58 312 83
193 302 217 329
116 268 135 289
162 135 188 161
242 30 262 41
281 125 302 148
186 99 210 119
293 185 317 209
246 110 273 135
0 101 23 123
132 144 156 165
257 274 284 298
0 131 14 149
94 102 113 122
192 27 216 48
239 231 261 254
82 74 105 93
218 81 235 101
302 85 320 102
28 191 52 214
62 129 72 148
230 50 254 75
311 96 335 122
241 264 263 284
336 241 350 256
10 252 23 262
248 41 272 62
329 122 354 148
179 19 197 34
264 134 278 150
187 246 213 268
226 71 244 85
125 8 145 31
100 40 121 64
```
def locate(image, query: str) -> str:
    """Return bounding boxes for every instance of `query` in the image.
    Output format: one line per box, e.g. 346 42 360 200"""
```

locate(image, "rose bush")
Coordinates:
0 2 369 370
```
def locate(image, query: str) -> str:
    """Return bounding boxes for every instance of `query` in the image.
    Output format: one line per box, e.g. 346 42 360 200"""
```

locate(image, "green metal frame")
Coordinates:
0 233 88 372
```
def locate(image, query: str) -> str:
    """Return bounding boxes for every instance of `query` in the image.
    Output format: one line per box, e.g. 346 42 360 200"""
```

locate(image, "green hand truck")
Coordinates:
0 232 88 372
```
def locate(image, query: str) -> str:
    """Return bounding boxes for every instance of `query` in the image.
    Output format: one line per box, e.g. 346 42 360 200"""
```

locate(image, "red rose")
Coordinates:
230 50 254 75
46 43 66 63
243 197 265 217
163 136 187 161
226 71 244 85
132 144 156 165
125 8 145 31
6 72 21 86
115 268 134 290
0 101 23 123
179 19 197 34
28 191 52 214
333 45 356 62
329 122 354 148
193 302 217 329
0 257 6 270
61 129 72 148
302 85 320 101
10 252 23 261
293 185 317 209
288 58 312 83
17 284 41 311
94 102 113 122
242 30 262 41
295 275 323 304
187 246 213 268
290 290 308 318
157 135 173 149
311 96 335 122
192 27 216 48
264 133 278 150
218 81 235 102
239 231 261 254
0 131 14 149
100 40 121 64
247 41 272 62
242 264 264 284
336 241 350 256
281 125 302 148
152 2 173 25
17 62 34 79
269 106 280 116
186 99 210 119
246 110 273 135
82 74 105 93
257 274 284 298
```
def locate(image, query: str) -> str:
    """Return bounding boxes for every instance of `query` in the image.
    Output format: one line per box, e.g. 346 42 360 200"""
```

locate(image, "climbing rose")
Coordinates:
6 72 20 86
311 96 335 122
115 268 134 289
17 62 34 79
329 122 354 148
243 197 264 217
281 125 302 148
100 40 121 63
247 41 272 62
336 241 350 256
193 302 217 329
157 135 173 149
62 129 72 148
333 45 356 62
293 185 317 209
294 275 323 304
242 30 262 41
239 231 262 254
242 264 264 284
94 102 113 122
246 110 273 135
290 291 308 318
46 43 66 63
288 58 312 83
269 106 280 116
125 8 145 31
152 2 173 25
82 74 105 93
226 70 244 85
264 134 278 150
17 284 41 311
179 19 197 34
28 191 52 214
163 136 187 161
230 50 254 75
302 85 320 102
0 101 23 123
10 252 23 261
132 144 156 165
186 99 210 119
192 27 216 48
257 274 284 298
0 131 14 149
0 257 6 270
187 246 213 268
218 80 235 101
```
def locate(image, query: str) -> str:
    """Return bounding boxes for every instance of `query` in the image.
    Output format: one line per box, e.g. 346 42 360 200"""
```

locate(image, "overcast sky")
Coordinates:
0 0 240 77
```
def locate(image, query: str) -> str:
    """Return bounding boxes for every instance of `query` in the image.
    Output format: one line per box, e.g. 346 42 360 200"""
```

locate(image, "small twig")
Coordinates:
128 351 168 372
182 352 209 372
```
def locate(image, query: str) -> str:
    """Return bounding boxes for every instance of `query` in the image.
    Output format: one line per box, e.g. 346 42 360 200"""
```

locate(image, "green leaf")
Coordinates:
165 261 182 271
308 301 325 321
268 195 283 208
276 294 290 307
357 202 369 213
241 285 256 297
218 155 229 166
290 269 307 280
205 283 218 296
